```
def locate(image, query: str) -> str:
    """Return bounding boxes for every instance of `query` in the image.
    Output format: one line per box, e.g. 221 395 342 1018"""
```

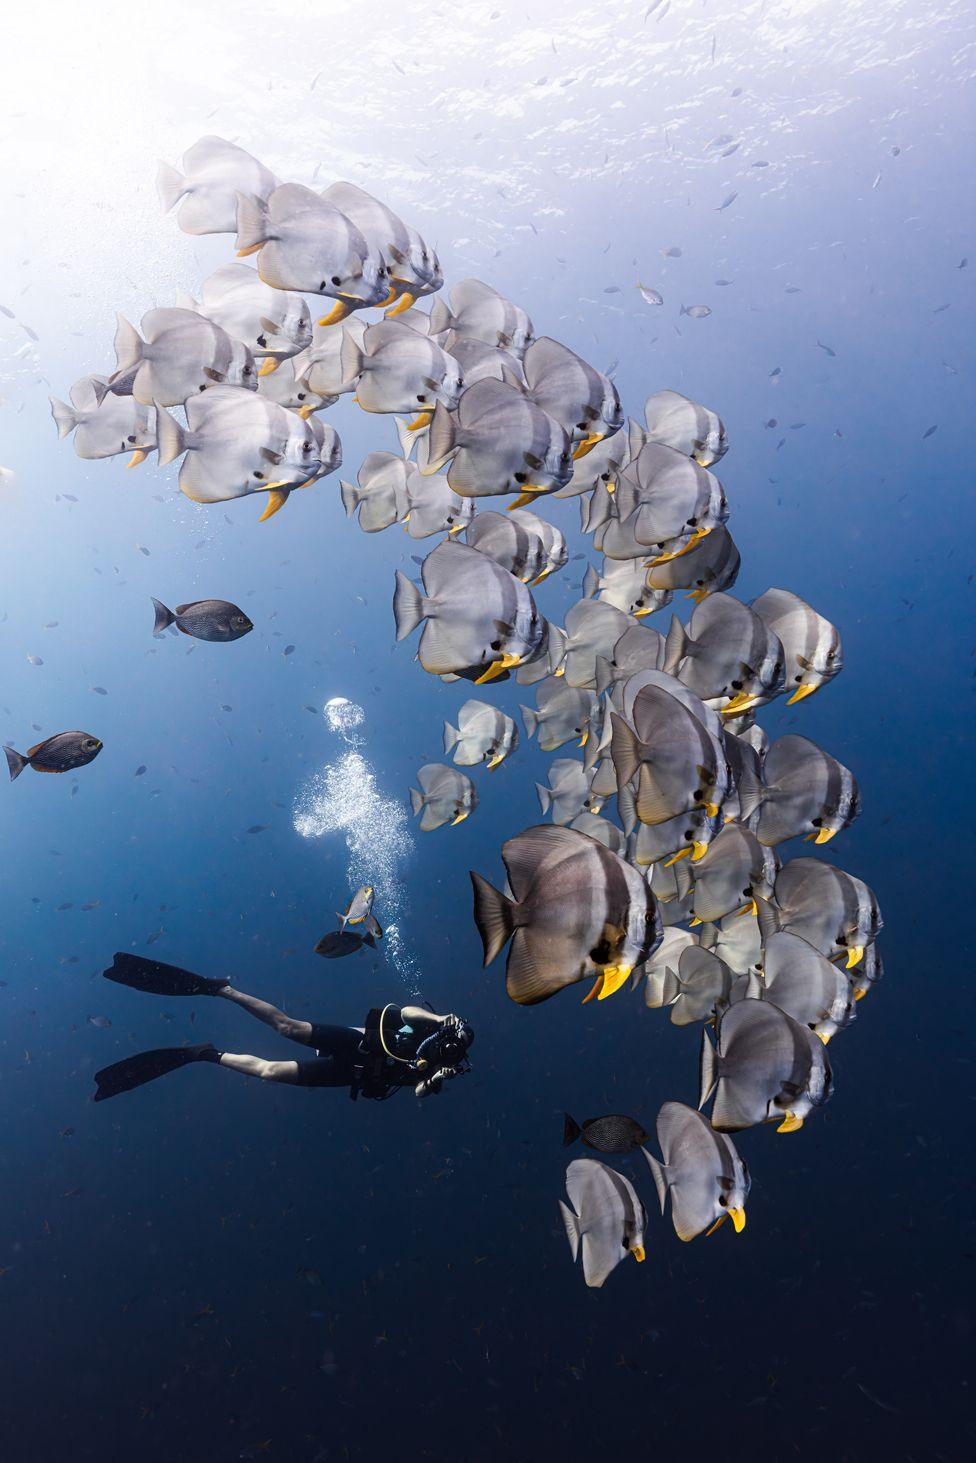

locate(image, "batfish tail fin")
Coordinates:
469 870 517 965
156 159 187 215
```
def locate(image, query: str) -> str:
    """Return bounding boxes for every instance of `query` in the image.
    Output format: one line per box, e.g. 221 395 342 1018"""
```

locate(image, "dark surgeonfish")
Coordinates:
444 700 519 769
519 336 624 454
700 999 833 1133
314 927 379 958
5 731 103 781
639 389 728 467
563 1112 650 1155
151 598 253 642
559 1158 647 1287
410 764 478 831
429 278 534 358
740 930 855 1043
470 823 662 1005
751 587 843 705
663 592 786 716
424 378 573 504
738 733 860 847
643 1101 749 1240
393 539 545 682
758 857 882 969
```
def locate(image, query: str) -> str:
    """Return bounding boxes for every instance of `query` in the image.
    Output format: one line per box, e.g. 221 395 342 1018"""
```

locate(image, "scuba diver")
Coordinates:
92 954 474 1103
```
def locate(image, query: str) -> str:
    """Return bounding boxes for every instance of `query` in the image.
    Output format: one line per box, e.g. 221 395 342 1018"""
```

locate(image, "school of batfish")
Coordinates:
46 135 882 1289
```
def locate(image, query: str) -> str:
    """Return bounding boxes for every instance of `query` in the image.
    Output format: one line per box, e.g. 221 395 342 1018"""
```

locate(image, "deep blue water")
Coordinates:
0 5 974 1460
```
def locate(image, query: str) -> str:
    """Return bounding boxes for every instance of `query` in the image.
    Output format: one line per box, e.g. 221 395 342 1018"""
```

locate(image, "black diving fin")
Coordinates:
93 1044 218 1101
103 952 228 997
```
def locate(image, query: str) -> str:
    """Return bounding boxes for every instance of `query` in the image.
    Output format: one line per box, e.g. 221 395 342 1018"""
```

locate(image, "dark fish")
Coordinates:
5 732 103 781
563 1113 649 1154
314 928 376 958
152 598 253 642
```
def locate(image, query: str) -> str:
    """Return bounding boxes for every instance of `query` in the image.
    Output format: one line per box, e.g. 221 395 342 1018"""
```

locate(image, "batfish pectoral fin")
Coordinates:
631 1246 646 1263
664 848 691 868
776 1112 804 1134
814 827 837 844
318 300 354 327
236 243 263 258
257 356 280 377
572 432 603 460
705 1212 729 1236
729 1208 746 1233
450 811 470 827
720 691 759 717
507 491 539 511
596 964 632 1000
258 486 291 522
786 682 818 706
686 588 711 603
846 945 864 969
580 974 605 1004
126 449 149 468
386 290 417 318
691 841 709 861
405 411 433 431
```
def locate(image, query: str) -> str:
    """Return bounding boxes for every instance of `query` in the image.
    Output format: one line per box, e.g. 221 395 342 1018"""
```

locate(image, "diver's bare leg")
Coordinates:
217 986 317 1047
216 1052 301 1082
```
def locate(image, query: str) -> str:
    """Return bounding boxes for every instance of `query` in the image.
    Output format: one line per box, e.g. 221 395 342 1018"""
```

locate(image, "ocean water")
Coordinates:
0 3 973 1460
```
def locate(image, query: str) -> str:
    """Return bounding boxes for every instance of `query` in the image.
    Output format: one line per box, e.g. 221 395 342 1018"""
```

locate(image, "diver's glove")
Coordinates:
414 1066 458 1098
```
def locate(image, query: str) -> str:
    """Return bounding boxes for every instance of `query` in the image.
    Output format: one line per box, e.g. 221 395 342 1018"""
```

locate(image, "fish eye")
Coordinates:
416 394 427 403
298 392 306 401
718 1195 727 1207
731 679 742 691
198 383 207 391
490 639 502 651
331 275 341 286
514 472 527 484
686 517 697 527
257 335 267 348
601 472 610 481
254 470 264 480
